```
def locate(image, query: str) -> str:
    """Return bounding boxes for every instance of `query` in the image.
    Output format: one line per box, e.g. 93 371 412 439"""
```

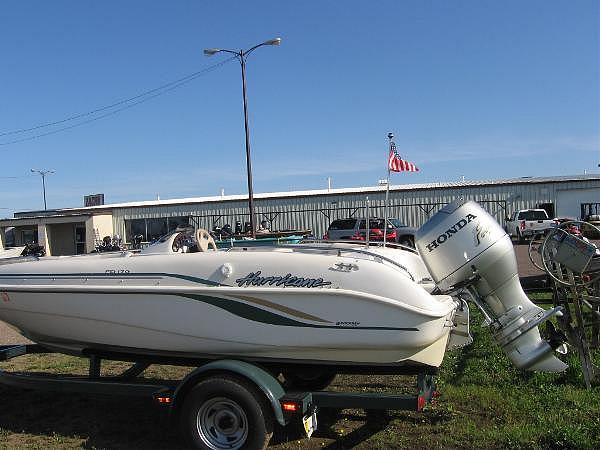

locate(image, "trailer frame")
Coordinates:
0 344 437 448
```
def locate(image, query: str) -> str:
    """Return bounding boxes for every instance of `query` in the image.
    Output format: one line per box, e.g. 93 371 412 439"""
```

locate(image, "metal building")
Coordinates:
1 174 599 255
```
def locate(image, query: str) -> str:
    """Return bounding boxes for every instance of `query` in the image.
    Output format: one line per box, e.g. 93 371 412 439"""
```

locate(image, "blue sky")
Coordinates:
1 1 598 216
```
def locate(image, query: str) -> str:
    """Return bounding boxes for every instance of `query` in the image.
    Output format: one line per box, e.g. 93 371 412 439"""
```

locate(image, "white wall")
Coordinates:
37 224 50 256
556 188 600 219
85 214 114 252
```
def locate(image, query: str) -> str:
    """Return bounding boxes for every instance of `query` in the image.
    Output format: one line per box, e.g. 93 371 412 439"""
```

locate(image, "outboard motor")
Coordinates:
222 224 233 237
416 200 567 372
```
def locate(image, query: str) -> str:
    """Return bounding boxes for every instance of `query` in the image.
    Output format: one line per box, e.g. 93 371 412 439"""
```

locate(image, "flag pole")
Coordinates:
383 132 393 247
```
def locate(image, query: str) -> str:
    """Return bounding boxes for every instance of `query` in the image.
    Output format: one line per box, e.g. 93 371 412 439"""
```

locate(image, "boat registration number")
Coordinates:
302 410 317 438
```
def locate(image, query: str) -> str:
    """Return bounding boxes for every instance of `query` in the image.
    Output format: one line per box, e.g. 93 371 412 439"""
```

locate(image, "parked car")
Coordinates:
323 218 417 248
505 209 555 242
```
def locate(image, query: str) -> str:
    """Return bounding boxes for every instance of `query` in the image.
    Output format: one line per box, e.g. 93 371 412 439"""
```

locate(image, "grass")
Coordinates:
0 308 598 449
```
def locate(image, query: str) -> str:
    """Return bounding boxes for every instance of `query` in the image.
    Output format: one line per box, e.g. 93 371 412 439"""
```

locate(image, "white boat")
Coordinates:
0 201 567 374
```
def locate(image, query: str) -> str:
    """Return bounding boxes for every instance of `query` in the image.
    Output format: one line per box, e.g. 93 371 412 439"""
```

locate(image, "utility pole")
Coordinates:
30 168 55 210
204 38 281 238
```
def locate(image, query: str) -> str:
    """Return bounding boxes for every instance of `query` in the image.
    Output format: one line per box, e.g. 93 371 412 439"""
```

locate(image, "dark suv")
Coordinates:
323 218 417 248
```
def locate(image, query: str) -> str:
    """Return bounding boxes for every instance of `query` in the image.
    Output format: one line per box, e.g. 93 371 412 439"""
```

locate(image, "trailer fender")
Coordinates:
171 359 287 426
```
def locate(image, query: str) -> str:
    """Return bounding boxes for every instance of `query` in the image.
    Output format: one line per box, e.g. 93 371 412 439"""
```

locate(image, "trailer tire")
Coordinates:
180 374 273 450
282 370 336 391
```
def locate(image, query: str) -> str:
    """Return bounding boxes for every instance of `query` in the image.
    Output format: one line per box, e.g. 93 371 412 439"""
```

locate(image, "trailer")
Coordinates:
0 344 437 450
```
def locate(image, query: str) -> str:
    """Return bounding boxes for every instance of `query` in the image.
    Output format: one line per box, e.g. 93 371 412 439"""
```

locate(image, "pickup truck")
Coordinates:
505 209 555 242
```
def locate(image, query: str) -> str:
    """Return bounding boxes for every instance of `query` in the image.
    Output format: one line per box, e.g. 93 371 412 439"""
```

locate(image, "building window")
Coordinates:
125 216 190 243
147 218 168 242
126 219 147 242
22 229 37 244
168 216 190 232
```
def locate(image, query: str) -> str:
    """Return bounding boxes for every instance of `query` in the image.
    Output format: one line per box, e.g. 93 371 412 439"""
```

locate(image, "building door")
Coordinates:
75 226 86 254
537 202 555 218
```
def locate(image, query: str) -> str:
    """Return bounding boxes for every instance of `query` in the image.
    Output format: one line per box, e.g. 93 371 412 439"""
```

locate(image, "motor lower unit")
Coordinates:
416 200 567 372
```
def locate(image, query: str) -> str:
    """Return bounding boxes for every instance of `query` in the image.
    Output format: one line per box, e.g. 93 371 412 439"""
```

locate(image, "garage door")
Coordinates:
556 188 600 219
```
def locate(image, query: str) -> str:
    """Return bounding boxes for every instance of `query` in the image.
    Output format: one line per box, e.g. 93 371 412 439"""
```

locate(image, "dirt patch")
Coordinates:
513 242 545 277
0 320 31 345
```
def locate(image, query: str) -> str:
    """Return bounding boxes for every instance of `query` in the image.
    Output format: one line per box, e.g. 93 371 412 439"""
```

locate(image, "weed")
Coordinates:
0 300 598 448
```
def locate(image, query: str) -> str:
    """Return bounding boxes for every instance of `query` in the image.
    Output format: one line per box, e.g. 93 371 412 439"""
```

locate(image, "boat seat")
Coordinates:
196 228 217 252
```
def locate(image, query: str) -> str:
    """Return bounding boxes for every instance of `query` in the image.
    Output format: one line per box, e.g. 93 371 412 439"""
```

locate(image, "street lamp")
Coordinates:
30 168 55 210
204 37 281 238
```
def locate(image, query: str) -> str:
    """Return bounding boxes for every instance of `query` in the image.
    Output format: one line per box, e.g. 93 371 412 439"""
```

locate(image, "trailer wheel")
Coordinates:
180 375 273 450
282 370 336 391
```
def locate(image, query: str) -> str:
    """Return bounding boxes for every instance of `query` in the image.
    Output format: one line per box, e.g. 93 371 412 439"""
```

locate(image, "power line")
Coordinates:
0 56 236 146
0 175 36 179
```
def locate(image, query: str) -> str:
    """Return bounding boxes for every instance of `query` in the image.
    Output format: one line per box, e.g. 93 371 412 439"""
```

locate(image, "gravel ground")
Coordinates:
513 241 545 276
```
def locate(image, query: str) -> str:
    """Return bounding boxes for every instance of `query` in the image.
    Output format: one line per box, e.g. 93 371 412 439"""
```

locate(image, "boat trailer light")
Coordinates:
281 401 300 412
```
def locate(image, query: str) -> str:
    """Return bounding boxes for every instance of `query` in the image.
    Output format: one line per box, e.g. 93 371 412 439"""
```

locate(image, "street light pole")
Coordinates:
239 50 256 238
30 168 55 210
204 38 281 238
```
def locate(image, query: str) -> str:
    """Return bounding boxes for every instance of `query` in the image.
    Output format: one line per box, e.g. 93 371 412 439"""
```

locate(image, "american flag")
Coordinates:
388 141 419 172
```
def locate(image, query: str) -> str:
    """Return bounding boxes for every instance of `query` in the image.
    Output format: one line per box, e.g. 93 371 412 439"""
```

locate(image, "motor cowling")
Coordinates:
416 200 567 372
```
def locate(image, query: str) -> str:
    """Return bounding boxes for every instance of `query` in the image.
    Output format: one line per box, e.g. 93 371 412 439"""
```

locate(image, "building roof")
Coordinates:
11 173 600 218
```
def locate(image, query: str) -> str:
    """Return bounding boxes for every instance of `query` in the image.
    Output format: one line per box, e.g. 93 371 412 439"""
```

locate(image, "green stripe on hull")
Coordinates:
180 294 417 331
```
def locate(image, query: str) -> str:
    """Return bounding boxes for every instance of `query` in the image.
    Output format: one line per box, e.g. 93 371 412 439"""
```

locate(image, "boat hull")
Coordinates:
0 244 457 368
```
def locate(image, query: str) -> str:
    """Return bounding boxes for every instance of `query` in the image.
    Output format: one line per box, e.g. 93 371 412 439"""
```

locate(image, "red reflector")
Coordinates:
156 397 172 404
417 395 426 411
282 402 299 412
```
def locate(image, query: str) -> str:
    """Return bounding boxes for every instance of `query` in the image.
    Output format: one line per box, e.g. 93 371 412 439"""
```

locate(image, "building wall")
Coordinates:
38 224 51 255
111 178 600 241
85 214 114 252
556 188 600 218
